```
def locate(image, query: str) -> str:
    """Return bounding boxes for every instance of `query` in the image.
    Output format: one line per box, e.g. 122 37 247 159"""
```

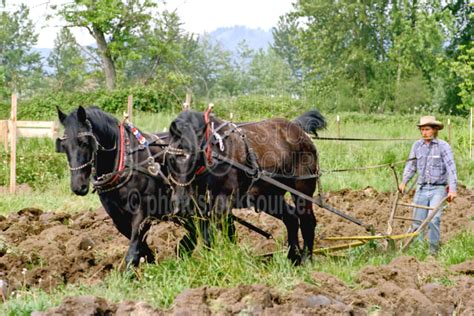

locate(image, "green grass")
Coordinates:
2 230 473 315
1 111 471 213
0 176 99 216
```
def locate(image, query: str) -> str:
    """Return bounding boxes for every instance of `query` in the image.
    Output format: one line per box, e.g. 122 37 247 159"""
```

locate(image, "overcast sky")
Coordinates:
5 0 295 48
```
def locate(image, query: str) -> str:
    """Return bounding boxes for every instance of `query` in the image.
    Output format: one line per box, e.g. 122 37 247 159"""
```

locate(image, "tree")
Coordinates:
247 48 294 96
272 12 305 94
0 4 42 97
47 28 87 91
58 0 157 90
449 43 474 112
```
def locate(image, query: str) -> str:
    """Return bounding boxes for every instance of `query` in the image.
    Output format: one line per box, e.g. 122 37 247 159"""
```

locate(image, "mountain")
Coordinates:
207 25 273 53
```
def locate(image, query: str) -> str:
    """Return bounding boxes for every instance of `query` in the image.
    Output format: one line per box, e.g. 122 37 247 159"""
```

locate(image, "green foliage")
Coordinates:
273 0 465 113
58 0 158 90
0 138 66 190
47 28 87 92
0 4 42 99
0 86 182 121
209 95 307 121
449 43 474 112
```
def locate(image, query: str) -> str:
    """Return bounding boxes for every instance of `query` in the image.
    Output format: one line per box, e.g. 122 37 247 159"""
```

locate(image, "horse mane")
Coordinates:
85 106 119 136
63 106 119 142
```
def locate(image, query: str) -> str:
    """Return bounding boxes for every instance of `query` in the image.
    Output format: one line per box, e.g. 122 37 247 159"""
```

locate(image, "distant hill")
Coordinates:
207 25 273 53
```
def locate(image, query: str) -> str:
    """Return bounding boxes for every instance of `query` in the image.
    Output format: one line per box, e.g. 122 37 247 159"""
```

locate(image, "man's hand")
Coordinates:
447 191 457 202
398 183 406 194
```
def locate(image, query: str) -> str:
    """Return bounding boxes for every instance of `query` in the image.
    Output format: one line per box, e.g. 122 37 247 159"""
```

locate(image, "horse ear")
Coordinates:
169 121 178 137
55 138 64 153
57 106 67 124
77 106 87 123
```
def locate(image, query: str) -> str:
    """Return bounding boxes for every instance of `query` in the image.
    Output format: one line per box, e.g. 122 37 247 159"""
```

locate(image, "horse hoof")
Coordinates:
287 251 302 266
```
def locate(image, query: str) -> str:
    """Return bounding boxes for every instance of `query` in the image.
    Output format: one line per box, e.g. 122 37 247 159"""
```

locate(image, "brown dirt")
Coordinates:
1 186 473 315
33 264 474 315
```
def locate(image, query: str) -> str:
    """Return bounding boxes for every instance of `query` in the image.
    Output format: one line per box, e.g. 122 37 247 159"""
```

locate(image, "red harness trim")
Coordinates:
107 123 126 185
196 107 213 176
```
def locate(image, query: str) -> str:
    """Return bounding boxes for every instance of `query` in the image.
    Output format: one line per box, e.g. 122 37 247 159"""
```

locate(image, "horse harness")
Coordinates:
58 119 169 194
165 111 318 188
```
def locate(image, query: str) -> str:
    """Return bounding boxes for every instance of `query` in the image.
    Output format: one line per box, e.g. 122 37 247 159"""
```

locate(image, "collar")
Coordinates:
420 137 438 145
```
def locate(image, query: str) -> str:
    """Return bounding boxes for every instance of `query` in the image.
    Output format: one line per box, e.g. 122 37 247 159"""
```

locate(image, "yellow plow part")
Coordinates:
321 232 419 241
314 232 419 254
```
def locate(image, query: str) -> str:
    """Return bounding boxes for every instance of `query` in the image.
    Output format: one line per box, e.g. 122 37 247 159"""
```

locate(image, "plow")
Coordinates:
209 144 448 256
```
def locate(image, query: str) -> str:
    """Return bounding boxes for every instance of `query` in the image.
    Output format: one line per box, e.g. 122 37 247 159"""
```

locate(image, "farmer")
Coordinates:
398 116 457 255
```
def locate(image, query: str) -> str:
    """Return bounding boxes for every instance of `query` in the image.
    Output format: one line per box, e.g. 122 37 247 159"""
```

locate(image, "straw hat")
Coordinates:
416 116 444 130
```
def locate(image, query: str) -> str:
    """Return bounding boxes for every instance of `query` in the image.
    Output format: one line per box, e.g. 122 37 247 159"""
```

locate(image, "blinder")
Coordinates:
55 137 64 153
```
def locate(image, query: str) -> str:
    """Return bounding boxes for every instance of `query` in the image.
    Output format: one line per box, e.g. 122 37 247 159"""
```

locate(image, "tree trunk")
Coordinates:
92 25 116 90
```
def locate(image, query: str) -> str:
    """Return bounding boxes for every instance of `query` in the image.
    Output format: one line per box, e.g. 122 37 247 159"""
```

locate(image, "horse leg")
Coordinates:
211 193 236 243
292 180 317 262
259 195 301 265
177 217 198 257
125 209 154 268
282 202 302 265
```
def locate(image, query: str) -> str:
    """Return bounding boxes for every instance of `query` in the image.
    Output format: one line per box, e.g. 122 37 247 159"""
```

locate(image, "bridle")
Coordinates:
58 119 117 172
165 106 216 187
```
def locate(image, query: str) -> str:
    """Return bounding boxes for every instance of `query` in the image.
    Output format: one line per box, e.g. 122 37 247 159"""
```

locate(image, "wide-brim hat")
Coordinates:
416 116 444 130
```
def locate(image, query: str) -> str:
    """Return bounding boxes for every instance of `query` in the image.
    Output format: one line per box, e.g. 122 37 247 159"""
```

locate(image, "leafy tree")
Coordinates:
0 4 42 97
272 12 305 94
58 0 157 90
184 34 233 101
47 28 87 91
449 43 473 112
247 48 294 96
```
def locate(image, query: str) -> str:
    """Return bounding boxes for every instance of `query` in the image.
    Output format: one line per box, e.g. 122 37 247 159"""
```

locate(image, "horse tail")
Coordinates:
293 109 326 136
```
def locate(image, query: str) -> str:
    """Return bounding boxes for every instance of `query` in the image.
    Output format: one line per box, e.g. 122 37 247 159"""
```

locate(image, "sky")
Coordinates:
5 0 295 48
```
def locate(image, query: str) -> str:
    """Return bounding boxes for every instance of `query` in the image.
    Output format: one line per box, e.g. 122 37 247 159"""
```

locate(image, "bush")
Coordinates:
0 138 67 190
197 94 310 121
0 86 183 121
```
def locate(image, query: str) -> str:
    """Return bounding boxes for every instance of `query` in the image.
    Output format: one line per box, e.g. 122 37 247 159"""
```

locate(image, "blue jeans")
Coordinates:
412 185 447 252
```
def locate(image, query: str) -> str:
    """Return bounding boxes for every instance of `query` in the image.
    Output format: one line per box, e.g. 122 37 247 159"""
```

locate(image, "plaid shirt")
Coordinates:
402 138 457 192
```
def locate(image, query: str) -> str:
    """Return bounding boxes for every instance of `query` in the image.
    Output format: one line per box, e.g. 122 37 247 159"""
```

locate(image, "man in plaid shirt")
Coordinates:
399 116 457 254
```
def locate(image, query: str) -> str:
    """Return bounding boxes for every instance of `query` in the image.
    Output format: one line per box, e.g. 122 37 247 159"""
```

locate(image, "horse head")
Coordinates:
166 111 208 215
56 106 117 196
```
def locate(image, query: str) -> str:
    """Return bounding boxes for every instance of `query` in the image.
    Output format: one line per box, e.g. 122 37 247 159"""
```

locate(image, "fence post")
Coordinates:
10 94 17 194
448 118 452 144
127 95 133 122
183 92 192 111
336 115 341 138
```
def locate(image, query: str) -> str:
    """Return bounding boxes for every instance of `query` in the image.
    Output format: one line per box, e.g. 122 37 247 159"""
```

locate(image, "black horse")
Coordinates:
55 106 177 267
166 109 326 264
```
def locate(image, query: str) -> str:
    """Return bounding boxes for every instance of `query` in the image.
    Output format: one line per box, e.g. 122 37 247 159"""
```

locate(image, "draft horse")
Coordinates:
55 106 175 267
166 109 326 264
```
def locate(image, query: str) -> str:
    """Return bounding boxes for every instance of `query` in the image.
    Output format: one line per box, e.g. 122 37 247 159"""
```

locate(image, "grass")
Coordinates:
0 177 99 216
2 230 473 315
1 111 471 214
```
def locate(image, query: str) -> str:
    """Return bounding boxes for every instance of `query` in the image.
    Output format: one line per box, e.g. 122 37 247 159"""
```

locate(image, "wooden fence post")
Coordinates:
127 95 133 122
336 115 341 138
10 94 17 194
183 92 192 111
